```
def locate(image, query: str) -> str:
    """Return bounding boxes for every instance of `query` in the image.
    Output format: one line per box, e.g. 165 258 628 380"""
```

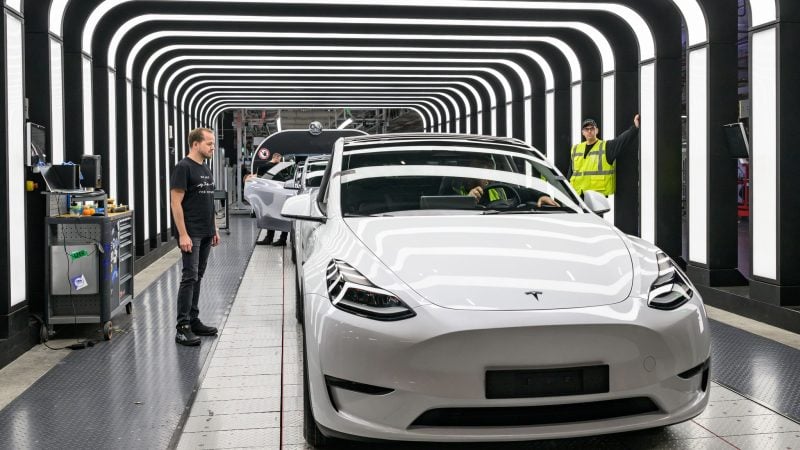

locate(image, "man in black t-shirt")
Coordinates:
170 127 220 346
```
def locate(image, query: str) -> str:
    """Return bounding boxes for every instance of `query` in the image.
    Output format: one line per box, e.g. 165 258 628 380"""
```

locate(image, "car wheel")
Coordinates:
295 269 304 325
290 231 297 264
303 331 332 447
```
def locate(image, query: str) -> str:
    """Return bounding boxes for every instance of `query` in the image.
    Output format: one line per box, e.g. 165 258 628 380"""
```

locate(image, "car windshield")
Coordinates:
262 162 295 181
339 147 583 215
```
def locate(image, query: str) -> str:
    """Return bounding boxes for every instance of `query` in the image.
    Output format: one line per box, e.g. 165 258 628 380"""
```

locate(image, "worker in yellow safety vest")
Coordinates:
568 114 640 196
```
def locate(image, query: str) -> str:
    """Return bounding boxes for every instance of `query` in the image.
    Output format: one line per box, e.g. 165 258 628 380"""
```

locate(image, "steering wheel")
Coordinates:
481 182 522 208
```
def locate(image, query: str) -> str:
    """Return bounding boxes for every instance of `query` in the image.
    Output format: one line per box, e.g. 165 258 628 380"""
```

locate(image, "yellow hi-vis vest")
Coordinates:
456 185 505 201
569 140 616 195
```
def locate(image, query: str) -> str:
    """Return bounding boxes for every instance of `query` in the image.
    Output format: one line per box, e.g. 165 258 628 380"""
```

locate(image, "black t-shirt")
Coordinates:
171 157 215 238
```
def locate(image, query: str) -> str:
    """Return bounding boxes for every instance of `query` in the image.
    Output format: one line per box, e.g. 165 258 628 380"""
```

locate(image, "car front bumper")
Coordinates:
304 295 711 442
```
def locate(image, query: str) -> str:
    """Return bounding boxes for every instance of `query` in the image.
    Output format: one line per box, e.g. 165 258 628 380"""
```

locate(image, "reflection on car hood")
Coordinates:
344 214 633 311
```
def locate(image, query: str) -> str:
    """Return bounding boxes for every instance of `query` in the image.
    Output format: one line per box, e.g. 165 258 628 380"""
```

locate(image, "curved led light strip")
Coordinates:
49 0 71 36
166 64 500 136
207 103 429 133
199 95 448 131
177 74 485 134
148 44 541 97
91 11 615 214
162 58 510 137
145 47 531 142
203 98 442 127
132 31 582 83
191 88 465 133
201 94 450 132
749 0 778 27
80 2 640 60
187 82 474 133
81 7 617 204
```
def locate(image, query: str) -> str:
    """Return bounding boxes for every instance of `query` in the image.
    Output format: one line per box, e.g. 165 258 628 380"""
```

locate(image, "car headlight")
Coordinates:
326 260 416 321
648 252 694 310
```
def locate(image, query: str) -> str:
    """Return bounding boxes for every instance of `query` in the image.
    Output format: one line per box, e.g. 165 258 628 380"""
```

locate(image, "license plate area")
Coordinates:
485 365 609 399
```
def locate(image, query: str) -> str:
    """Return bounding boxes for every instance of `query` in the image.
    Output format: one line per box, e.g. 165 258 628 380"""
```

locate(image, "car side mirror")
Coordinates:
283 180 299 190
281 193 326 223
583 190 611 215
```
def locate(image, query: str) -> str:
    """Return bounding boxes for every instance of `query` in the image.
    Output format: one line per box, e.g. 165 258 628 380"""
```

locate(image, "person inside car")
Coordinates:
445 154 560 208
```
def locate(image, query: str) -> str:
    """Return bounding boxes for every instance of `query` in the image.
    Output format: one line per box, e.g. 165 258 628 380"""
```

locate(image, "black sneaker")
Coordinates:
255 238 272 245
191 319 218 336
271 239 287 247
175 324 201 346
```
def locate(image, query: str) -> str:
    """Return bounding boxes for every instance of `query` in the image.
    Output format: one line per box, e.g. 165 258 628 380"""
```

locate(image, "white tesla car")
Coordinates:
244 161 298 233
282 133 710 447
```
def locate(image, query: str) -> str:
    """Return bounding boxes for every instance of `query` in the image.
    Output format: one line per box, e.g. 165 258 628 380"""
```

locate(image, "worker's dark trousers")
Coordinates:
176 236 213 326
264 230 287 242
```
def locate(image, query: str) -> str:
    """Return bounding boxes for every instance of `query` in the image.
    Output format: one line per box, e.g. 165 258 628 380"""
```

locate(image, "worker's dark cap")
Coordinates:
582 119 598 129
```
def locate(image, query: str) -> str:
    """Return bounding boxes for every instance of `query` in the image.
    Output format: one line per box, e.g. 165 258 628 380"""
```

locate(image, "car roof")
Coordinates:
304 154 331 163
340 133 541 157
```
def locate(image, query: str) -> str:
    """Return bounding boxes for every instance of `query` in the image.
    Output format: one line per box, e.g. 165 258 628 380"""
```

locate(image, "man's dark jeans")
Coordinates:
177 236 213 325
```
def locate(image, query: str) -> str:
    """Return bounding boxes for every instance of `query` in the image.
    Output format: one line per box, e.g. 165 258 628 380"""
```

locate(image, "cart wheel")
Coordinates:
103 321 113 340
125 302 133 315
39 324 49 343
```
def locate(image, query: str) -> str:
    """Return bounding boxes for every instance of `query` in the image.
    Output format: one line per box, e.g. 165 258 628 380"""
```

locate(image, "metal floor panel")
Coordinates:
709 319 800 422
0 216 258 450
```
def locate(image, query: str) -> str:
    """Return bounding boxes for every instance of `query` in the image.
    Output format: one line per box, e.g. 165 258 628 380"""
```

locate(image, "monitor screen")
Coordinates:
41 164 81 192
723 122 749 158
27 122 47 165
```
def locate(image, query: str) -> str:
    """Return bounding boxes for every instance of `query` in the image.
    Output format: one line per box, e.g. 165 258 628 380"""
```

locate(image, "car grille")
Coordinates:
486 365 609 399
410 397 660 428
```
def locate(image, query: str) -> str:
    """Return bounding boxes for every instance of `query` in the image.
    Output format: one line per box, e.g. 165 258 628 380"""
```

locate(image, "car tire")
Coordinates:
295 269 304 325
303 331 333 448
290 230 297 264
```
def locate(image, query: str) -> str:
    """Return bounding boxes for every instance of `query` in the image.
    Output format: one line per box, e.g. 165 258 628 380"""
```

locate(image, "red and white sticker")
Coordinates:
257 148 270 160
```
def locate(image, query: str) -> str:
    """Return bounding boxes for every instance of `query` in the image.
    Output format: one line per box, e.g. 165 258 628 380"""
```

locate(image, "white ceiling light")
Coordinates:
190 88 463 131
83 1 640 61
166 65 498 136
129 31 583 82
179 78 479 135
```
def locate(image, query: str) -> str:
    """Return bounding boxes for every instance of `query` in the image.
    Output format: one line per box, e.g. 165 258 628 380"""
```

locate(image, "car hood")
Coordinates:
344 214 634 311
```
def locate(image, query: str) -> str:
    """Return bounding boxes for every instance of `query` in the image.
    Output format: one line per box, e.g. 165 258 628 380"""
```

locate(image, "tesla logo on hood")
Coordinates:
525 290 543 301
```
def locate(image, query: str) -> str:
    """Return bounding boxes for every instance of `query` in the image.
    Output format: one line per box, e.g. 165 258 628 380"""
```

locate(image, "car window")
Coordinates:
304 161 329 188
316 159 335 214
266 164 295 182
339 148 581 215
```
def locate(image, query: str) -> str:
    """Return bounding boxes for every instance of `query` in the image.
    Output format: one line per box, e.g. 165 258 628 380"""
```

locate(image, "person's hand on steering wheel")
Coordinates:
537 195 560 208
468 185 484 200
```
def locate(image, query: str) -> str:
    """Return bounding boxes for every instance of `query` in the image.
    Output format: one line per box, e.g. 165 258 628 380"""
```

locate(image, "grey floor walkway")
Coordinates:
0 216 258 450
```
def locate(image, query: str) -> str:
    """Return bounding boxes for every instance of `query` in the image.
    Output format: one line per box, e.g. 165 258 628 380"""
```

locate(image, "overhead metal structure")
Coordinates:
2 0 799 364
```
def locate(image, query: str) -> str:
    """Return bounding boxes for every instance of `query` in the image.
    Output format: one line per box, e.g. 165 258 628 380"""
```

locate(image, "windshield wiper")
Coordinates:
482 206 577 215
343 212 393 217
